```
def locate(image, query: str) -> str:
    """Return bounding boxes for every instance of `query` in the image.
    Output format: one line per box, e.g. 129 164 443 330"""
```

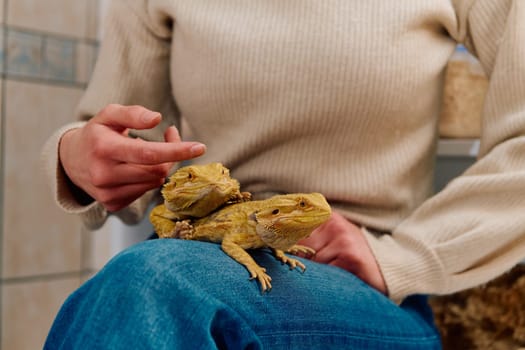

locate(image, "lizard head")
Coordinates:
254 193 331 251
161 162 242 217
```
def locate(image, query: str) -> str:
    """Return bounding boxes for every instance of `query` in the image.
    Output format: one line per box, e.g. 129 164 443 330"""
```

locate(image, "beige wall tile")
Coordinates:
2 277 81 350
0 0 4 24
82 222 113 271
0 79 2 144
0 29 3 72
76 42 97 85
86 0 100 40
6 0 90 39
98 0 111 39
3 80 84 278
0 79 2 204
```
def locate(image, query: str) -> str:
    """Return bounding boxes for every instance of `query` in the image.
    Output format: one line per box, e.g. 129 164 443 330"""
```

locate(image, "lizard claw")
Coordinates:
247 266 272 292
174 220 194 239
284 257 307 272
273 249 307 272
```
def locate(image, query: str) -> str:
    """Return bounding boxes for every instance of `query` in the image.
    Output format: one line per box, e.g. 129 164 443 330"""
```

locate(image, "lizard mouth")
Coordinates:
164 186 212 212
164 183 239 216
256 214 329 250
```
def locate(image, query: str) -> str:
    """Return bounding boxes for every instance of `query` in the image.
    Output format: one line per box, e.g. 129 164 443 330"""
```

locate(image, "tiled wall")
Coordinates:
0 1 100 349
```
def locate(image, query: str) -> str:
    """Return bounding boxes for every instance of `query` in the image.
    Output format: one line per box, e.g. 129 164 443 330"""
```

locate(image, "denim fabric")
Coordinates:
45 239 441 349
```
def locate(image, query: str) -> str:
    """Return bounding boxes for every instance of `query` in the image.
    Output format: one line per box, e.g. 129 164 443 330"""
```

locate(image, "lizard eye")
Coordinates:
299 201 306 207
188 173 193 180
272 209 280 215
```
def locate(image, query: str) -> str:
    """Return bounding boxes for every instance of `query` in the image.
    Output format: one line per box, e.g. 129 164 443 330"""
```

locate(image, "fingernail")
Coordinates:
142 112 161 123
191 143 206 156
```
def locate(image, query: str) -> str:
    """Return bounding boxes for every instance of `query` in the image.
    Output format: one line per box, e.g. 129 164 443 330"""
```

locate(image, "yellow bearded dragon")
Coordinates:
167 193 332 292
150 162 251 237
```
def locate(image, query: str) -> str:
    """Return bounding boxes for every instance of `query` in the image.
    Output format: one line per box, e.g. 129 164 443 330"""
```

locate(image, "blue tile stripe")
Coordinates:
42 36 76 82
0 25 98 86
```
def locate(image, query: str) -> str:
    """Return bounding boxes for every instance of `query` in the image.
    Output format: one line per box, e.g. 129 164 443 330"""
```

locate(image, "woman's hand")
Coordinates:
59 104 206 212
299 211 387 294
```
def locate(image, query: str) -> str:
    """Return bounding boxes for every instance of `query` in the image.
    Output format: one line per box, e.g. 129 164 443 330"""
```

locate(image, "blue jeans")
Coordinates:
45 239 441 349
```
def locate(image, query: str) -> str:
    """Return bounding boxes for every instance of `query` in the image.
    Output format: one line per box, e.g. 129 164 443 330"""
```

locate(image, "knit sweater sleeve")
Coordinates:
364 0 525 303
42 0 177 229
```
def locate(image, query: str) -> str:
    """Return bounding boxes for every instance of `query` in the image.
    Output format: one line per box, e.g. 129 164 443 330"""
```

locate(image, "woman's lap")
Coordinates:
45 239 441 349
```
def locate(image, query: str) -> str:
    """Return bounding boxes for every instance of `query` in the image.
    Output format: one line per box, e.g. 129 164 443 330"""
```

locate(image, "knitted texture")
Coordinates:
42 0 525 301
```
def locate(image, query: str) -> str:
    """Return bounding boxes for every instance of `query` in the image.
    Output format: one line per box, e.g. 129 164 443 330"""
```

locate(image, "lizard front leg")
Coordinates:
149 204 184 238
272 248 307 272
222 236 272 292
227 191 252 204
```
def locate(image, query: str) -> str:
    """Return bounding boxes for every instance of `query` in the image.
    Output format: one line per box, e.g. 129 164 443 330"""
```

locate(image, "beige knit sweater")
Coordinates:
43 0 525 302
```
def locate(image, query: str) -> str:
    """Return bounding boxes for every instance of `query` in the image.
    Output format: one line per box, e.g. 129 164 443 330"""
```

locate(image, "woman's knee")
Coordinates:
97 239 221 288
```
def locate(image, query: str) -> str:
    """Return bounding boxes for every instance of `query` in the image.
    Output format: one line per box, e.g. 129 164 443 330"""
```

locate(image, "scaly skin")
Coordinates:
150 163 251 237
170 193 332 292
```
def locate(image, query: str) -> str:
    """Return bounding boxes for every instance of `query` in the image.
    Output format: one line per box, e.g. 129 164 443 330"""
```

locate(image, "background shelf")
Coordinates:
437 139 480 157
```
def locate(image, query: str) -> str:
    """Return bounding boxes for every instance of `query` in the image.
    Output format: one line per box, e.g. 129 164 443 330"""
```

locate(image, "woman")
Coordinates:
43 1 525 348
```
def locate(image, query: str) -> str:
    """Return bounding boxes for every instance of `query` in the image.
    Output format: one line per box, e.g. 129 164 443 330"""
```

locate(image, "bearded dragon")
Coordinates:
167 193 332 292
150 163 251 237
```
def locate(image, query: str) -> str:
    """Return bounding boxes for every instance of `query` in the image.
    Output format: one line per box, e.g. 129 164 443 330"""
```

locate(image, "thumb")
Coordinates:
92 104 162 132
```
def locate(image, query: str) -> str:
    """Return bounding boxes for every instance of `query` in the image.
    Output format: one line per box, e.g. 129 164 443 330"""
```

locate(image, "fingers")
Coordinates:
108 137 206 165
328 257 359 273
80 104 208 211
297 213 340 252
311 241 342 264
88 162 172 188
89 104 205 165
164 125 181 143
302 212 361 264
92 180 165 212
307 216 387 294
86 123 206 165
92 104 162 132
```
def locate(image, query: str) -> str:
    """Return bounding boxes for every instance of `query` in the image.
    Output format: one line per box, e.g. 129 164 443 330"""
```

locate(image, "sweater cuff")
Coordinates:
361 227 447 304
